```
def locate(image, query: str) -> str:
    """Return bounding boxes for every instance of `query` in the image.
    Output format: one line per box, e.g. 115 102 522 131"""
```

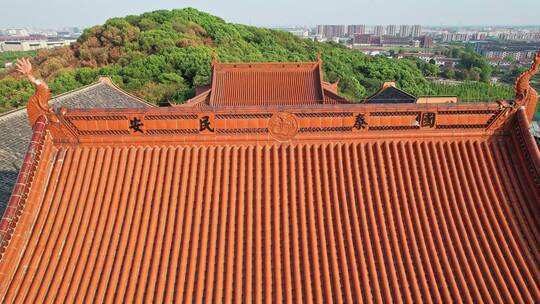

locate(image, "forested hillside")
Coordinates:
0 8 520 112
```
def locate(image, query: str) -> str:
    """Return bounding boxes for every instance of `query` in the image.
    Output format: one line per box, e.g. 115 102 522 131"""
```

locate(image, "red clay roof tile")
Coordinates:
181 60 350 107
0 125 539 302
211 62 325 106
1 57 540 302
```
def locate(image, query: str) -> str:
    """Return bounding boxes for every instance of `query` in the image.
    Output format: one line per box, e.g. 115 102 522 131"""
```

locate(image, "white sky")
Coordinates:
0 0 538 29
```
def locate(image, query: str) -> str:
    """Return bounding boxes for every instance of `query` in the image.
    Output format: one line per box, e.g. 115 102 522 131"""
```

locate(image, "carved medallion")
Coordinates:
269 112 298 141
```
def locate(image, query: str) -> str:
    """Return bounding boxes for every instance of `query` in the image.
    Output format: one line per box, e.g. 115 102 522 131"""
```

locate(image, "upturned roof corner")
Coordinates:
14 58 55 127
26 81 55 127
18 61 79 143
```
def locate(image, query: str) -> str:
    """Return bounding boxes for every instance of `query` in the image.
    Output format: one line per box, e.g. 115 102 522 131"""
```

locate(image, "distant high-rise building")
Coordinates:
399 25 411 37
471 32 487 41
374 25 385 37
496 32 540 42
412 25 422 37
353 34 380 45
386 25 397 36
380 35 413 47
333 25 346 37
417 35 433 48
347 25 365 36
317 25 346 38
443 32 471 42
287 29 309 38
316 25 324 36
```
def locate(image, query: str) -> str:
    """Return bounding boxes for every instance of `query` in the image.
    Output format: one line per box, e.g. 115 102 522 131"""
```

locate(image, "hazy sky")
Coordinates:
1 0 538 29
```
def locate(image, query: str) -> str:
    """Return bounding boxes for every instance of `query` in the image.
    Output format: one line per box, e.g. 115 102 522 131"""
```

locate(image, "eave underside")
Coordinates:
0 132 539 303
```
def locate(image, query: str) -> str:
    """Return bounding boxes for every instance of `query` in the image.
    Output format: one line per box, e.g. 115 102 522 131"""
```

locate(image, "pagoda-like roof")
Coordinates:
182 55 349 108
0 55 539 302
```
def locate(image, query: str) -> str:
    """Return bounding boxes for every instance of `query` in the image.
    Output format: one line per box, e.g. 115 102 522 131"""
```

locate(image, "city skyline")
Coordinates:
1 0 539 28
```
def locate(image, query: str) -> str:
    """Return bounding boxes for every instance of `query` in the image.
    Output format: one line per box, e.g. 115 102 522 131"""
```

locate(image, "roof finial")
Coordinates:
98 75 114 86
382 81 397 89
316 52 322 63
514 50 540 122
16 58 53 126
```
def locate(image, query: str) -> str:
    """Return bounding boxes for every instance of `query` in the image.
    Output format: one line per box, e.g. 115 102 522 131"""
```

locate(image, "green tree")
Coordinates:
49 71 82 94
0 8 523 112
501 67 527 84
75 68 99 85
503 55 515 63
443 69 456 79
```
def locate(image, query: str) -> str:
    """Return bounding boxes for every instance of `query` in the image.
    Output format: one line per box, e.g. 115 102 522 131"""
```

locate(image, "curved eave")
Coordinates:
0 115 47 259
512 107 540 193
95 76 157 108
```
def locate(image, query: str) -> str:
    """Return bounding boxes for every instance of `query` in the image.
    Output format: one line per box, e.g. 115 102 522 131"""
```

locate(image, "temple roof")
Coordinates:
0 55 539 302
365 81 419 103
365 82 459 104
0 78 153 212
182 56 349 108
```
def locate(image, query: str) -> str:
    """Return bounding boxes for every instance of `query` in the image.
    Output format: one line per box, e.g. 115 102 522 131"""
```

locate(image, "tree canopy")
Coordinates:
441 45 493 82
0 8 521 113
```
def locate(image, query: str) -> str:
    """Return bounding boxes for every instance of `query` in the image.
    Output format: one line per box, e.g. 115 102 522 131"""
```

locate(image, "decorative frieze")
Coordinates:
59 107 505 139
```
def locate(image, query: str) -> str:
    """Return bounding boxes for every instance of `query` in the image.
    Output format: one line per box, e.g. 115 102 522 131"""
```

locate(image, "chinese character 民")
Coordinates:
354 114 368 130
199 116 214 132
129 117 144 133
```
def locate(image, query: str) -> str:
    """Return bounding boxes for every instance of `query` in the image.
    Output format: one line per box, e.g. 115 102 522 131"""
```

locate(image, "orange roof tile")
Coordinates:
0 105 538 303
179 57 350 108
0 55 540 302
210 62 325 106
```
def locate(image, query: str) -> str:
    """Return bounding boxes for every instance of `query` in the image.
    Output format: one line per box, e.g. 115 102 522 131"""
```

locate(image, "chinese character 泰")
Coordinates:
199 116 214 132
129 117 144 133
354 114 368 130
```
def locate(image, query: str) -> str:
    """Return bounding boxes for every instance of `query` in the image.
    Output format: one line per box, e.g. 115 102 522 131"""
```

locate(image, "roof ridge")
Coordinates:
0 82 102 119
50 81 102 102
0 77 157 119
365 82 418 103
0 116 47 261
213 60 319 65
96 76 157 107
208 59 325 106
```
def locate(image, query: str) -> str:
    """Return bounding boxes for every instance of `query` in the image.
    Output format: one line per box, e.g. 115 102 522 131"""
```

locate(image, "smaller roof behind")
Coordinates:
210 61 326 106
0 78 152 211
365 81 417 104
193 55 350 107
182 58 349 108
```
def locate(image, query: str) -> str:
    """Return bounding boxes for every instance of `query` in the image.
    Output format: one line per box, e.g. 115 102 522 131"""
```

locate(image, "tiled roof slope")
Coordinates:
365 81 417 103
0 56 539 302
0 79 152 212
181 58 349 108
365 86 416 103
0 101 539 302
210 62 325 106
